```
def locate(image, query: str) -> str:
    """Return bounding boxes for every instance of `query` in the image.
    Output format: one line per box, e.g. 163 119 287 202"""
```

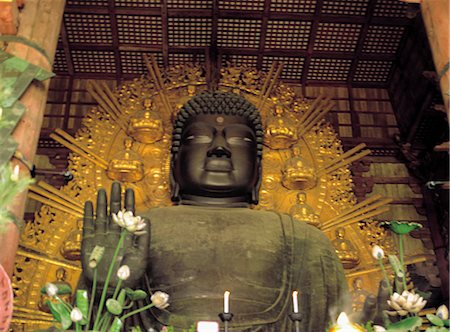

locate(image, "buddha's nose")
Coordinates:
207 135 231 158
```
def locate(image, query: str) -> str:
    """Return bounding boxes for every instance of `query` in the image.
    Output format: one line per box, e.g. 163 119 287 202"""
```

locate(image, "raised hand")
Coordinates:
81 182 149 290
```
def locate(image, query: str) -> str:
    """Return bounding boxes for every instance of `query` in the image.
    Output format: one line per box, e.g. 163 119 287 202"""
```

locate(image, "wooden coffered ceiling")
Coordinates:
53 0 416 87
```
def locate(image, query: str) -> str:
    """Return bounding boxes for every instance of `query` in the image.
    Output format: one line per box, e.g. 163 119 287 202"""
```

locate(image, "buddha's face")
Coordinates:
173 113 259 202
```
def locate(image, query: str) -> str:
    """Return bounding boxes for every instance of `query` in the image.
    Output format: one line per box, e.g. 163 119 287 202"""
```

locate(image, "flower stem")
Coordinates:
93 230 126 330
85 268 97 332
120 303 155 322
398 234 407 291
378 258 393 296
55 295 73 313
75 322 81 332
112 279 123 299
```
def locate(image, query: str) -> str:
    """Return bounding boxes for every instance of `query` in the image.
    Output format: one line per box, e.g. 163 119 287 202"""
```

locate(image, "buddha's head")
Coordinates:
170 91 263 205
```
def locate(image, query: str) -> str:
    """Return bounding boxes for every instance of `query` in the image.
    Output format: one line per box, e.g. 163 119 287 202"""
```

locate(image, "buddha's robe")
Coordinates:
135 205 350 331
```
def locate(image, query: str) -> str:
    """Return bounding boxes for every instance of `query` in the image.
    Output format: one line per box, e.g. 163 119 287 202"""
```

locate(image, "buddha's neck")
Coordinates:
178 194 251 208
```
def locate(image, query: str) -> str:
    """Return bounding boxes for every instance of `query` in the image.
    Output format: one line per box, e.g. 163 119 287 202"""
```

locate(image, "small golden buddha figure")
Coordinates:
61 219 82 261
350 278 371 312
332 227 360 269
289 192 321 228
128 99 164 144
264 101 298 150
39 268 72 313
281 147 317 190
107 138 144 183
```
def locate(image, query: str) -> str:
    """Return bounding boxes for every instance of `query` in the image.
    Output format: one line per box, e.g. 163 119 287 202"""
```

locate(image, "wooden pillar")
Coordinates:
421 0 449 112
0 0 65 277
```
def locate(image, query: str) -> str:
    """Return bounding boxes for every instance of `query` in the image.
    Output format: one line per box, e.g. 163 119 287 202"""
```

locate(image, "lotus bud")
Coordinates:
45 282 58 297
117 265 130 280
11 165 19 182
371 245 384 259
70 307 83 322
89 245 105 268
437 304 448 320
151 291 170 309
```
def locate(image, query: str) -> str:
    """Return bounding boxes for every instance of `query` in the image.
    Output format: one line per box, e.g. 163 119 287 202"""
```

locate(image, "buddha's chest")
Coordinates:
145 207 287 292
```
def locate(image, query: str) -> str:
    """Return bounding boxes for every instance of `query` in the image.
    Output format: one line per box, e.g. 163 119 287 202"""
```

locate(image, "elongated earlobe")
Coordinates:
250 164 262 205
169 165 181 202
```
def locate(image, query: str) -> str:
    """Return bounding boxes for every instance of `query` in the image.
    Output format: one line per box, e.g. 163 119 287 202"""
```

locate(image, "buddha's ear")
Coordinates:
169 162 180 202
250 163 262 205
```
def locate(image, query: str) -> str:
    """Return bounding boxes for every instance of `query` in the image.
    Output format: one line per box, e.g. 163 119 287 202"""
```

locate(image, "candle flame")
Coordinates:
337 312 350 325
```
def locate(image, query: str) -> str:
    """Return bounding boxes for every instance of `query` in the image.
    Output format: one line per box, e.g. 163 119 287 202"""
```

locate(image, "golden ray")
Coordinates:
16 248 82 271
37 181 84 209
143 54 172 120
297 96 334 137
86 81 128 131
321 196 393 230
258 61 284 110
28 183 84 215
27 192 83 218
50 129 108 169
13 307 54 322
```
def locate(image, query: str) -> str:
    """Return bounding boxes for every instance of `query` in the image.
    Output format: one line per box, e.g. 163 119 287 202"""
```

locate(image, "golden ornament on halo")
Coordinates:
332 227 360 269
107 138 144 183
128 99 164 144
60 219 82 261
281 146 317 190
264 101 298 149
289 192 321 227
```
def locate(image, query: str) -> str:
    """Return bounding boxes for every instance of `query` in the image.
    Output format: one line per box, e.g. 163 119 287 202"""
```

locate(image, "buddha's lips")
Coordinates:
204 158 233 172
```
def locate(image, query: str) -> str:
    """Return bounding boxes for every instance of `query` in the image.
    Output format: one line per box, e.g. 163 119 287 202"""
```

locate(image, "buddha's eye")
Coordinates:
227 136 254 144
185 135 212 143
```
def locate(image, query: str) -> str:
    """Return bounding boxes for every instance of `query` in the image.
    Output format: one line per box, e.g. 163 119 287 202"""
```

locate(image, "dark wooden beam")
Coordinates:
62 76 74 130
59 19 74 76
108 0 122 84
161 0 169 67
348 86 361 138
256 0 271 70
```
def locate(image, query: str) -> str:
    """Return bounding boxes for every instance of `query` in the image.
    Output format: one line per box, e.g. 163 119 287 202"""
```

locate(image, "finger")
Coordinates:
83 201 94 237
124 188 135 214
96 188 108 232
110 182 122 214
109 182 122 232
135 223 150 252
377 279 391 310
360 294 377 322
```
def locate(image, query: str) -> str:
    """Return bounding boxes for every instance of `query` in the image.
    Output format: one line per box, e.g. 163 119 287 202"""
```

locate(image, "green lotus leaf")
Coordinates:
427 314 444 327
387 316 422 331
130 289 148 301
76 290 89 325
106 298 123 316
381 220 422 235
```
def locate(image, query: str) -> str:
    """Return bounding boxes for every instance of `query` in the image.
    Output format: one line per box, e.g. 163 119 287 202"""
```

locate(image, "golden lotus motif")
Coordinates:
282 147 317 190
128 99 164 144
107 138 145 183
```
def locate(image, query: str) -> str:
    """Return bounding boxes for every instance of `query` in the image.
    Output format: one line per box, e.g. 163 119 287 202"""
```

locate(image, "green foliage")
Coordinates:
386 316 423 332
110 317 123 332
106 298 123 315
45 300 72 330
75 290 89 325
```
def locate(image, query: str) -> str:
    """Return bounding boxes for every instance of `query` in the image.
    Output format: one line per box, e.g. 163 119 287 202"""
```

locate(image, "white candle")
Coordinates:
292 290 299 313
224 290 230 313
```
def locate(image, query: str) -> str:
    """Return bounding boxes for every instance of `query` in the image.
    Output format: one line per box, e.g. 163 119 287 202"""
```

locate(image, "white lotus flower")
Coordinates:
436 304 449 320
112 210 146 235
70 307 83 322
386 290 427 316
45 283 58 297
10 165 19 182
151 291 170 309
371 245 385 259
373 326 386 332
117 265 130 281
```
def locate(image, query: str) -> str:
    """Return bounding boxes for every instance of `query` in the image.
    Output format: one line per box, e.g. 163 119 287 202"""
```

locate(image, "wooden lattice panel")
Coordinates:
222 54 259 68
354 60 393 83
115 0 161 8
64 13 112 44
53 49 68 73
373 0 409 17
262 56 305 80
167 0 212 9
67 0 108 6
270 0 317 14
120 51 163 75
116 15 162 45
265 20 312 50
168 18 212 47
72 50 116 73
362 25 405 54
314 23 362 53
218 0 265 11
322 0 369 16
217 19 261 48
168 53 206 66
308 58 352 81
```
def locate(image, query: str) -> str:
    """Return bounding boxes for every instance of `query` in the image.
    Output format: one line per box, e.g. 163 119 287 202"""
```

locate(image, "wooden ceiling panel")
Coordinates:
270 0 317 14
313 22 362 53
53 0 415 87
265 20 311 50
217 18 261 48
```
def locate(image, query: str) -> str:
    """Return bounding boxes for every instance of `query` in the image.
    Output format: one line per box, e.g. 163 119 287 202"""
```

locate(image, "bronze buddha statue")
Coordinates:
81 92 352 331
